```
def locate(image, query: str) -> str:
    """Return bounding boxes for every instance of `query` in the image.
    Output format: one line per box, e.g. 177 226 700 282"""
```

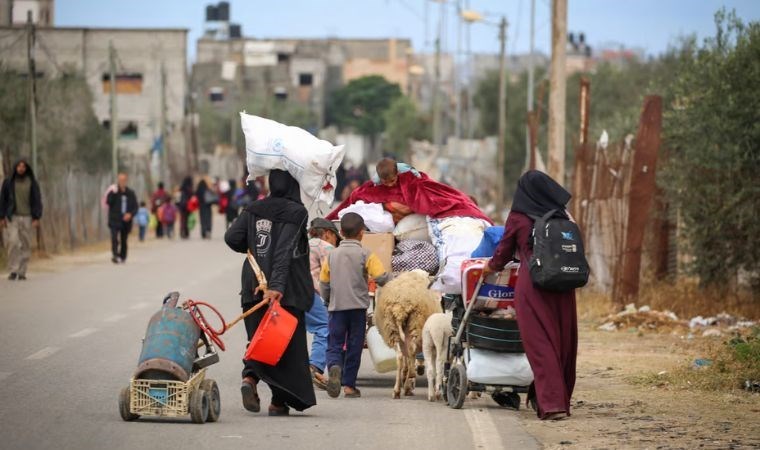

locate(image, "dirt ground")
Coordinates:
518 323 760 450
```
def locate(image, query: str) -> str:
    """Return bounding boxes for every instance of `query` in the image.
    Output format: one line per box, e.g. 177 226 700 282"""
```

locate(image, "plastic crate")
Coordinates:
129 369 206 417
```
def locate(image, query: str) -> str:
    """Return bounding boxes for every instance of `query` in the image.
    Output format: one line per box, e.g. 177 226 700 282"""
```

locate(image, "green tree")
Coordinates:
382 96 431 159
661 10 760 288
327 75 402 150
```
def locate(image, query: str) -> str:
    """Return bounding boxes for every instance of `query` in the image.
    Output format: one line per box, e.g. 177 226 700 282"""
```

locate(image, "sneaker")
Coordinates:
268 404 290 416
545 412 568 421
344 387 361 398
111 257 119 264
311 366 328 391
8 273 17 280
17 274 26 281
327 366 342 398
241 378 261 412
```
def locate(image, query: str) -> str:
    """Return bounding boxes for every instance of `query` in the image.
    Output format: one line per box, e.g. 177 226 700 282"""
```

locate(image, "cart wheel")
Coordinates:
447 364 467 409
492 392 520 410
189 388 210 424
200 379 221 423
119 386 139 421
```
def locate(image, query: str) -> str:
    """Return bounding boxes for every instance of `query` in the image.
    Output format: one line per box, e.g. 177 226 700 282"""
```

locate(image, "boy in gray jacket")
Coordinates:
319 212 390 398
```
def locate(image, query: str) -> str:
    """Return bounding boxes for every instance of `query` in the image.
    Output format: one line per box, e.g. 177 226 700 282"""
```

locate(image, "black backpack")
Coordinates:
528 209 590 291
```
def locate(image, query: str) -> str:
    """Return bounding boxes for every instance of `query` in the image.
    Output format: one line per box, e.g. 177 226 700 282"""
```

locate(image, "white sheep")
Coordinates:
422 311 453 401
374 270 441 399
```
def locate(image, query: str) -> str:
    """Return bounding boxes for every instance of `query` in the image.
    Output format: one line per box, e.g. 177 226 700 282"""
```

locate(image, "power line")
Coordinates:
0 32 26 55
36 34 65 74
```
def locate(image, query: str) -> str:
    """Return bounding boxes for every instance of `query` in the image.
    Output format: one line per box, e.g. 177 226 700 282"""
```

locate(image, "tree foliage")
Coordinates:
327 75 402 137
661 10 760 287
382 96 431 159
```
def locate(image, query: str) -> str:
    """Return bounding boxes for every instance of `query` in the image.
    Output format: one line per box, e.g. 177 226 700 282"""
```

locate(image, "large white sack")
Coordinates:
240 113 345 218
466 349 534 386
394 214 431 242
338 201 395 233
429 217 488 294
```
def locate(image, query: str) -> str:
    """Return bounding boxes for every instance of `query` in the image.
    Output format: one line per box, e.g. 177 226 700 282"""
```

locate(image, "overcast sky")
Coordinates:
56 0 760 61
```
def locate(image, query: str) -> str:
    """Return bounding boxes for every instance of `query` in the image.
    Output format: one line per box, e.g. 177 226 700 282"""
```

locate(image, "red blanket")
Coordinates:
327 171 492 224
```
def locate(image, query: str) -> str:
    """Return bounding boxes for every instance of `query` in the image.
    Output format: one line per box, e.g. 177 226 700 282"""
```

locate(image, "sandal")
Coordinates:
241 377 261 413
344 387 361 398
327 366 342 398
268 404 290 416
311 366 328 391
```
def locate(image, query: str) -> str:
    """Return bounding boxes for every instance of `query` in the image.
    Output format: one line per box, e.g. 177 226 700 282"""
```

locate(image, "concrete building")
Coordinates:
0 0 54 26
0 26 188 177
192 3 413 131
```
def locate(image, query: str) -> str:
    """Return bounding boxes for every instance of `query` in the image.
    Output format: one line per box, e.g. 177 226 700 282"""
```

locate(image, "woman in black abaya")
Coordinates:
224 170 316 416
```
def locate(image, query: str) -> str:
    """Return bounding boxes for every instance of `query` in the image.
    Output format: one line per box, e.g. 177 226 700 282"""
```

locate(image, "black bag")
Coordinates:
529 209 590 291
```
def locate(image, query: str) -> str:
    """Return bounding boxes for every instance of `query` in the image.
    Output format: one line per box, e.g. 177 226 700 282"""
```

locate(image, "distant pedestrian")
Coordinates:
306 217 341 390
196 178 216 239
0 159 43 281
320 213 390 398
178 176 194 239
136 201 149 242
158 200 178 239
150 182 170 238
225 179 239 228
106 173 138 264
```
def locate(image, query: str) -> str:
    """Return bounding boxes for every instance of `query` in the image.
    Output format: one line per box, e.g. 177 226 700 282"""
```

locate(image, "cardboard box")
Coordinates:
361 232 395 274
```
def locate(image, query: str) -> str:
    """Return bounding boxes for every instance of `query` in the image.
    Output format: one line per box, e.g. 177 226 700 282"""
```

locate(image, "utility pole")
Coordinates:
496 17 508 205
548 0 567 184
525 0 535 173
160 62 168 185
431 1 444 150
454 0 462 139
108 41 118 180
26 12 38 174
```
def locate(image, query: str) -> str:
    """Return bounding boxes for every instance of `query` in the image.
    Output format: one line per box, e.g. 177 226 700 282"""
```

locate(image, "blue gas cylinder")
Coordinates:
134 292 201 381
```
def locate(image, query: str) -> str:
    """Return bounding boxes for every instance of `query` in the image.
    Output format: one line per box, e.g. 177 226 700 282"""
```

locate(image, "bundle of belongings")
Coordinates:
327 159 494 291
240 113 345 219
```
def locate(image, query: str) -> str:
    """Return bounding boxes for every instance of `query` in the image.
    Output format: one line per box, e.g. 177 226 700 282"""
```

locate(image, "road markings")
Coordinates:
464 408 504 450
104 313 127 323
25 347 61 360
221 436 243 439
0 372 11 381
129 301 151 311
69 328 98 338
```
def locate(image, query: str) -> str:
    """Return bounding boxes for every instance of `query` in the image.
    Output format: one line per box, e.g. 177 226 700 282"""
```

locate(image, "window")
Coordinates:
209 87 224 102
298 73 313 86
102 73 143 94
277 53 290 63
102 120 139 140
274 86 287 101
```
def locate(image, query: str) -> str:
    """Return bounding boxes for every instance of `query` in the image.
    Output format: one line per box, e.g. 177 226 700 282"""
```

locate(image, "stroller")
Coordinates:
442 260 534 409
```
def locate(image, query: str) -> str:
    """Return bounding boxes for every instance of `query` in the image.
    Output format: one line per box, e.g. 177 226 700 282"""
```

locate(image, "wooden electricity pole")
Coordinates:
496 16 508 205
26 12 38 174
108 41 118 179
547 0 567 184
160 63 169 185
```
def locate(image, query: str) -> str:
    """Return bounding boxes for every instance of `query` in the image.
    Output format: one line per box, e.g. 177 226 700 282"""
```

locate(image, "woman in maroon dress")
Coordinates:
483 170 578 420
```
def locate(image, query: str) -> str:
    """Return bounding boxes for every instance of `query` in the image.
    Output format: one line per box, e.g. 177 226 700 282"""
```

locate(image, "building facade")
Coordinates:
0 26 188 176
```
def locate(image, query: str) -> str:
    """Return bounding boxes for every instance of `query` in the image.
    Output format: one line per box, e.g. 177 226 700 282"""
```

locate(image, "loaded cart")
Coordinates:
443 260 534 409
119 292 227 424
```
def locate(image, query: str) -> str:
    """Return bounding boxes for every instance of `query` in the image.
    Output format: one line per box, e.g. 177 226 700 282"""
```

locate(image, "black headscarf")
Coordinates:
180 176 193 194
268 169 302 204
510 170 571 219
248 170 306 225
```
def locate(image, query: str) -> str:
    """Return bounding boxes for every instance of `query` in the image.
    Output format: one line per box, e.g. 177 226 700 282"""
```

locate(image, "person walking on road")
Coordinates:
178 176 194 240
306 217 341 389
224 179 239 229
150 182 169 238
136 201 149 242
483 170 578 421
225 169 316 416
0 159 43 280
106 173 138 264
196 178 215 239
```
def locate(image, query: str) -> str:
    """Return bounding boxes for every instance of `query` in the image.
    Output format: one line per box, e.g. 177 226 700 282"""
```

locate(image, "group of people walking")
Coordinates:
223 166 579 421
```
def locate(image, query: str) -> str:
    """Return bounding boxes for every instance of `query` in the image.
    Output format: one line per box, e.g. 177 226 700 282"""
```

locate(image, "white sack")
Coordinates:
240 113 345 218
338 201 395 233
466 349 534 386
393 214 431 242
429 217 488 294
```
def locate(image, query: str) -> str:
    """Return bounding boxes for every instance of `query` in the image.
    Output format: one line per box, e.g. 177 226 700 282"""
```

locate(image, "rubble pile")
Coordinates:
598 303 757 335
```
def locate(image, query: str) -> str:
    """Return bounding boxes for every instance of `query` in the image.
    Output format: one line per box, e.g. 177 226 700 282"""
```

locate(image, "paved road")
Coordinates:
0 221 538 450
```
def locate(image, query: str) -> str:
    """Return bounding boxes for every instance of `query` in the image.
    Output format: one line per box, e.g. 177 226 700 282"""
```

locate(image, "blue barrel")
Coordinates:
134 292 200 381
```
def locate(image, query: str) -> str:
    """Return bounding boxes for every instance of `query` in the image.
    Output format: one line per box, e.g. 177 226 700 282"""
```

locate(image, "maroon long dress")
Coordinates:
489 211 578 419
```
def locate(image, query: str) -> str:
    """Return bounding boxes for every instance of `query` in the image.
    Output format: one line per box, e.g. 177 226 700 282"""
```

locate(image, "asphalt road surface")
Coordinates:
0 220 538 450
